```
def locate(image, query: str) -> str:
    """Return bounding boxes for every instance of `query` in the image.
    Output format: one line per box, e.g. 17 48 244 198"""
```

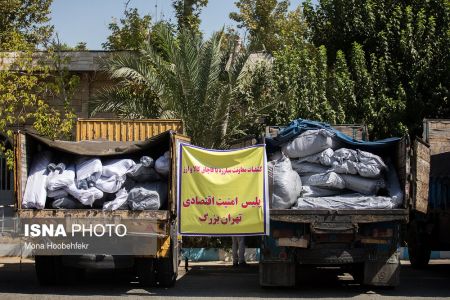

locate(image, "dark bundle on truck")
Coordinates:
14 119 189 287
252 119 429 287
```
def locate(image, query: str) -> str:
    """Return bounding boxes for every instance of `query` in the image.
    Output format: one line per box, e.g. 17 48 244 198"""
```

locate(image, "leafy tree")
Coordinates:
74 42 88 51
303 0 450 137
272 44 338 125
103 7 152 50
172 0 208 33
0 0 53 48
0 1 79 166
56 42 88 51
91 82 162 119
273 41 408 138
230 56 278 138
101 8 176 119
0 47 78 166
326 50 353 123
349 42 376 128
92 24 275 148
230 0 307 52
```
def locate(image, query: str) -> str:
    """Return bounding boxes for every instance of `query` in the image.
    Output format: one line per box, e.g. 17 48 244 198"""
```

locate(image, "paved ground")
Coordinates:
0 257 449 299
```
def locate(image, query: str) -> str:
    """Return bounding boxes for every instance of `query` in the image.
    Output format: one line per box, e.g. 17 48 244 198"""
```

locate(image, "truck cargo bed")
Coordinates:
17 209 169 220
270 208 409 223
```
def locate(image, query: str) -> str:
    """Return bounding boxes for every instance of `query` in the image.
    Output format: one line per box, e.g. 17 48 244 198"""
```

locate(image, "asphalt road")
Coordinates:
0 258 449 299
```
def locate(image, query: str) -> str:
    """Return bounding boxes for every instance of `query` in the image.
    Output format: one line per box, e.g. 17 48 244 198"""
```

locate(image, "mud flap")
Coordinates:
363 249 400 287
259 261 295 287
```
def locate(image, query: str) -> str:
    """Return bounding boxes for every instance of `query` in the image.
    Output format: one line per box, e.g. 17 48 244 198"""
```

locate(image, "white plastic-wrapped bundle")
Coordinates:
75 158 102 188
128 181 168 210
301 185 343 197
103 188 129 211
301 172 345 190
96 174 126 193
333 148 358 162
127 164 161 182
22 151 52 209
294 194 397 210
356 163 383 178
330 160 358 175
282 129 337 158
102 159 136 177
46 165 75 191
155 151 170 177
65 184 104 206
341 174 386 195
330 148 386 178
291 161 330 175
297 148 334 166
270 156 302 209
355 150 387 178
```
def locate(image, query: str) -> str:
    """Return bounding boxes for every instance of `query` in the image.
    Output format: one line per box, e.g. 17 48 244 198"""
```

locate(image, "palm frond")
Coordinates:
90 85 161 119
90 22 268 148
101 52 166 99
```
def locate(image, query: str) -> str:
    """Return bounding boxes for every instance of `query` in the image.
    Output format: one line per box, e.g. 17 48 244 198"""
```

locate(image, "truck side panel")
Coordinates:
412 139 431 214
423 119 450 210
14 132 27 210
423 119 450 155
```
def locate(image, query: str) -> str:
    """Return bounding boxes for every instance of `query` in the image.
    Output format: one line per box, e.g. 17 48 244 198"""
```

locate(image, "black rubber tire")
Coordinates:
408 242 431 269
156 257 176 287
35 256 61 285
136 258 157 287
407 221 431 269
350 263 365 284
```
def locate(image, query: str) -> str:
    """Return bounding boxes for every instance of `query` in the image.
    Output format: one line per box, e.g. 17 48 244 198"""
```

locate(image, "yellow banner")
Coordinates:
177 144 269 236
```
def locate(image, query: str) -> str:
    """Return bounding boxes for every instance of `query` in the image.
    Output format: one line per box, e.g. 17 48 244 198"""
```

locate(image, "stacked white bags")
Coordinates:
269 155 302 209
22 151 53 209
268 129 403 210
22 152 171 211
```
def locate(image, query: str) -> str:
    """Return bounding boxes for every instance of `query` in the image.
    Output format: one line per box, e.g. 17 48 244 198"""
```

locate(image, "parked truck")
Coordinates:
407 119 450 268
14 119 189 286
257 123 430 287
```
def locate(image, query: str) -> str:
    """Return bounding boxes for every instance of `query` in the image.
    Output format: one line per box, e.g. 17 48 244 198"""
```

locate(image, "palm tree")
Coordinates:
90 24 252 148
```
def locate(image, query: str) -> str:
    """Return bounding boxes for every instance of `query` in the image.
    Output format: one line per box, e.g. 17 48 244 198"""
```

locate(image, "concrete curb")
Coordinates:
181 248 260 262
1 245 449 261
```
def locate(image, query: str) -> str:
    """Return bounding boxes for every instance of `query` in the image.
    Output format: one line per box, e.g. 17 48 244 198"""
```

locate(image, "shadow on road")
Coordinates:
0 260 449 298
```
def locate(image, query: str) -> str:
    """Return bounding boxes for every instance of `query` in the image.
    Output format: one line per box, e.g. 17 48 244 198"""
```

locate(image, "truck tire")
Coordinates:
408 242 431 269
135 258 156 287
350 263 365 284
408 222 431 269
156 257 176 287
35 256 61 285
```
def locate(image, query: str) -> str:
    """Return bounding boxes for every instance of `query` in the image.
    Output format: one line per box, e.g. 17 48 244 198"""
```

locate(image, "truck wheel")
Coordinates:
408 242 431 269
350 263 365 284
35 256 61 285
408 222 431 269
135 258 156 287
156 257 176 287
